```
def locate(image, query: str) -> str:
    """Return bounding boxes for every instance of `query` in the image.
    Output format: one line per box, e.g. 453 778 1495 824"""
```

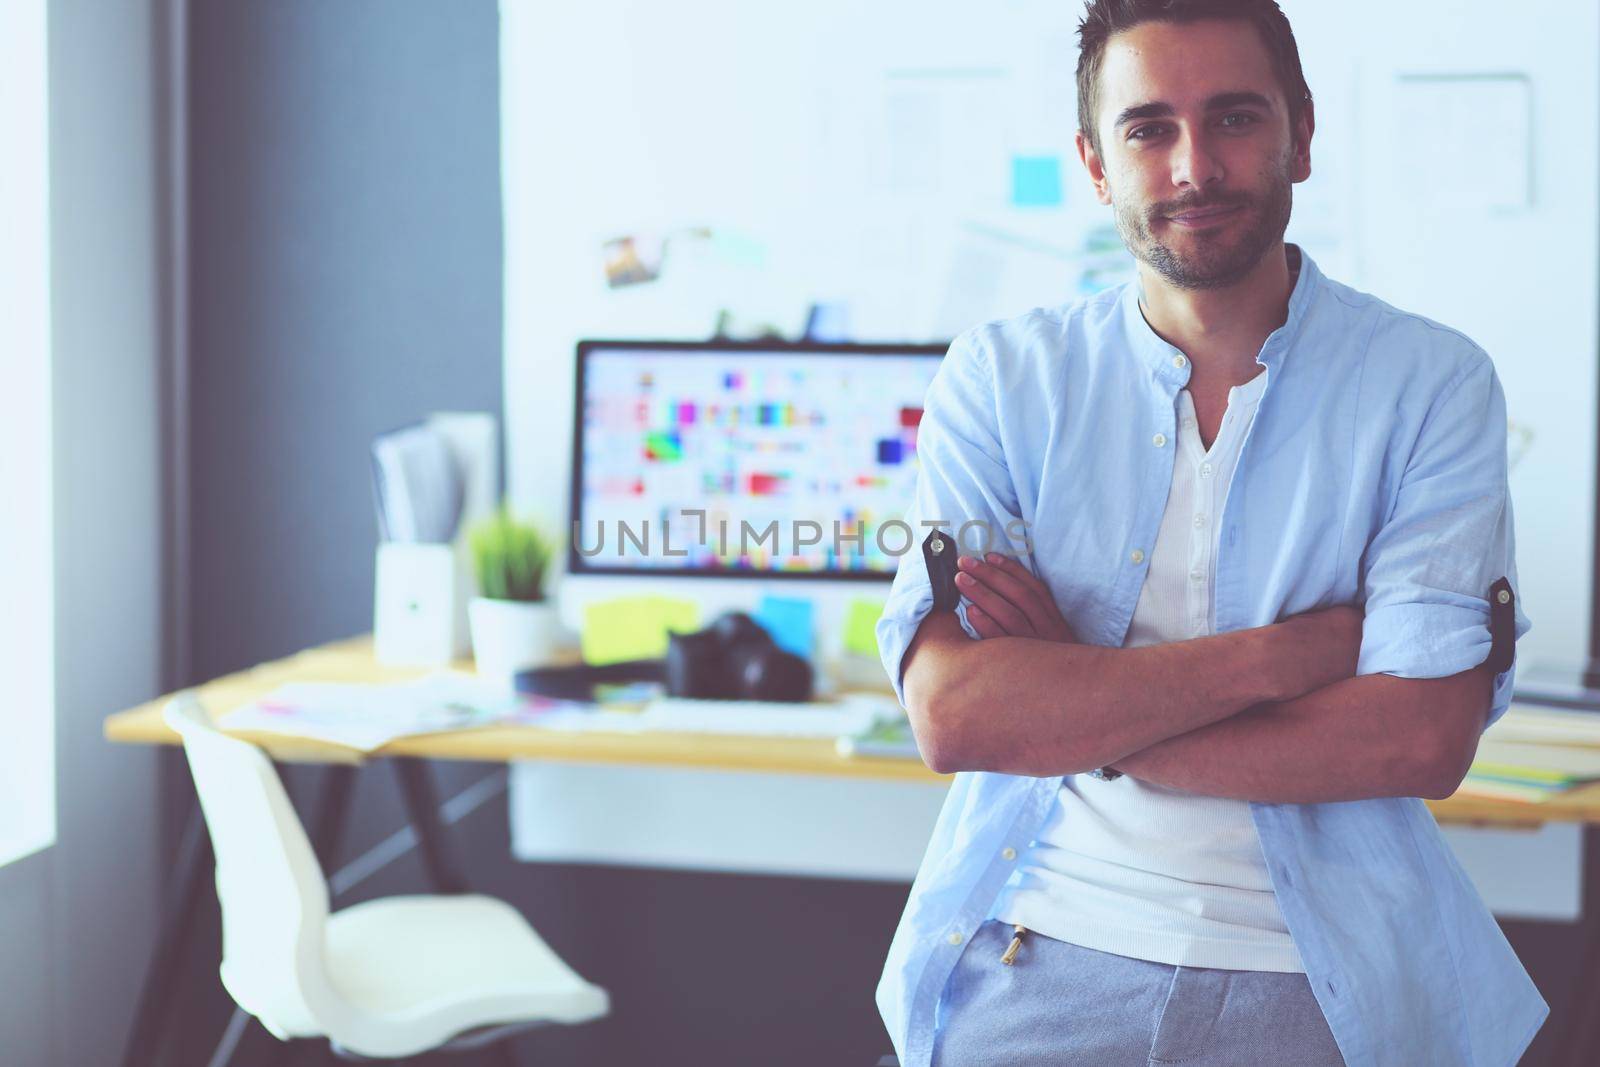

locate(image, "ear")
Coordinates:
1076 129 1113 206
1289 98 1315 184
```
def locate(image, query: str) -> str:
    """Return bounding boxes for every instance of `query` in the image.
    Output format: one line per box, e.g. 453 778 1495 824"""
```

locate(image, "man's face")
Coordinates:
1078 18 1312 291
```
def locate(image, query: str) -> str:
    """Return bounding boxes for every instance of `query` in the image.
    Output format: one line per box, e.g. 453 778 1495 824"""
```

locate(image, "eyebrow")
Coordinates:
1112 91 1275 131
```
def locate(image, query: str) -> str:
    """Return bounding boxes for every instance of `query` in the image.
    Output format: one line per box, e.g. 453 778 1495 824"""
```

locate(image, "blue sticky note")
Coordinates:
1011 155 1063 208
756 595 815 660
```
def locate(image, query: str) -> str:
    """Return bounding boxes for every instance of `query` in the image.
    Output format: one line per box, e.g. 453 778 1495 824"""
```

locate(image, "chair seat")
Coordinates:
322 893 608 1055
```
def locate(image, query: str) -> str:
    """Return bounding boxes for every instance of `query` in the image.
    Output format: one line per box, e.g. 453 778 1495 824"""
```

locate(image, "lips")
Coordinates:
1167 205 1240 223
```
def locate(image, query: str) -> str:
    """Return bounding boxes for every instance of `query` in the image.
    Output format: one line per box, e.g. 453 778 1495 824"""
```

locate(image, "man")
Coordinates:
873 2 1544 1065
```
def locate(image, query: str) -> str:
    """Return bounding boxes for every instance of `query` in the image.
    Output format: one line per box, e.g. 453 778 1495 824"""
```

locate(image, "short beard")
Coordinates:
1113 162 1294 291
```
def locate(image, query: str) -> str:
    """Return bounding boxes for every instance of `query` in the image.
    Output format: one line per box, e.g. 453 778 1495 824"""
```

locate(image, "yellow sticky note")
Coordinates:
843 598 887 658
582 595 701 664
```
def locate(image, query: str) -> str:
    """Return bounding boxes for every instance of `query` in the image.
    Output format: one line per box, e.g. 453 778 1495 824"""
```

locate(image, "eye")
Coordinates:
1220 112 1259 129
1128 123 1166 142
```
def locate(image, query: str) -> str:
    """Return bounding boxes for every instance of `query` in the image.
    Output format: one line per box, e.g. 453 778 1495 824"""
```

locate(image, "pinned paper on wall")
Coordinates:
1010 155 1063 207
843 598 887 658
581 595 702 665
756 595 816 659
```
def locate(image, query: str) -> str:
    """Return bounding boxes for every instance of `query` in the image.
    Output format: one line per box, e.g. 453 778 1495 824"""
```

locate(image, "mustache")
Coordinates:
1159 196 1250 217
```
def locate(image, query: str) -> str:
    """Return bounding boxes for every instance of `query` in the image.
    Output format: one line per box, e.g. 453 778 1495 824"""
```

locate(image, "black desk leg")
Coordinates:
392 758 469 894
119 805 213 1067
309 764 359 869
1558 823 1600 1067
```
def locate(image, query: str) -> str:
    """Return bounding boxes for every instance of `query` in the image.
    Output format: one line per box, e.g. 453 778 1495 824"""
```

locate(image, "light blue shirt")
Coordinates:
874 245 1544 1067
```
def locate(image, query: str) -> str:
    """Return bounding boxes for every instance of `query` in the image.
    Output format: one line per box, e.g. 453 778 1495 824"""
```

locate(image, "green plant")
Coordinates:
468 507 554 602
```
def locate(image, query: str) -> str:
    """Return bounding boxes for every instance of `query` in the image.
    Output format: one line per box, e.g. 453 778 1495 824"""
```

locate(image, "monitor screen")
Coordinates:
570 340 947 580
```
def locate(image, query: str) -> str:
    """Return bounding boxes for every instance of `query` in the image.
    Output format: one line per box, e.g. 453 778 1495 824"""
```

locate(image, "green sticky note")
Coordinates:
582 595 701 665
843 598 887 658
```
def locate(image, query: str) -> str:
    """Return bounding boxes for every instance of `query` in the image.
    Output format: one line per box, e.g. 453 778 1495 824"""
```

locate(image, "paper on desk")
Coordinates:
1484 703 1600 748
1472 739 1600 783
1454 774 1565 804
223 674 571 752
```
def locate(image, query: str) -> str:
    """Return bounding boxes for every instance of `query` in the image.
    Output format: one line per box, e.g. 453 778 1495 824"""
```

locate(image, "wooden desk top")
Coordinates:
103 636 942 783
105 636 1600 827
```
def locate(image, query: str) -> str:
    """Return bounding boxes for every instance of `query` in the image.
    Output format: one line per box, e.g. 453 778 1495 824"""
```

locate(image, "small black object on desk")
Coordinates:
515 610 813 703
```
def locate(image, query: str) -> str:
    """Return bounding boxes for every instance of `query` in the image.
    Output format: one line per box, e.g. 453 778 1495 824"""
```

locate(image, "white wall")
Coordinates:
1282 0 1599 673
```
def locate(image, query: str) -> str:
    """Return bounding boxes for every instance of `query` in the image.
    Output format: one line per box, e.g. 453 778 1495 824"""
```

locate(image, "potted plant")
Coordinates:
466 507 560 685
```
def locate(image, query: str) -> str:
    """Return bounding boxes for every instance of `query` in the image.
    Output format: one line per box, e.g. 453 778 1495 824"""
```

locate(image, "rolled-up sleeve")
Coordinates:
874 329 1030 709
1357 353 1532 731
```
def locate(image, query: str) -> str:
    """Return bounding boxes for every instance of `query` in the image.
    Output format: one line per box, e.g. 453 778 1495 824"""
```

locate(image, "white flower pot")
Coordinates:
468 596 560 687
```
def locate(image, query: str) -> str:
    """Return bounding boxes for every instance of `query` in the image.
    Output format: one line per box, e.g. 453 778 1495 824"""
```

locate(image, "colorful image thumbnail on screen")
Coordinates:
578 349 942 574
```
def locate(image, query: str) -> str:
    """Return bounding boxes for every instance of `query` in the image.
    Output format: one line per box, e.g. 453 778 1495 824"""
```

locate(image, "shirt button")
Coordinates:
1183 417 1195 429
1172 355 1186 368
1200 463 1213 477
1129 548 1145 564
1193 514 1206 528
1190 569 1204 582
1152 432 1167 448
947 931 964 946
1001 846 1017 861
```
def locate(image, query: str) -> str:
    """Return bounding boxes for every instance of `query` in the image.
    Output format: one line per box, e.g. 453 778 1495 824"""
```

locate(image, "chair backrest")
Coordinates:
165 695 337 1038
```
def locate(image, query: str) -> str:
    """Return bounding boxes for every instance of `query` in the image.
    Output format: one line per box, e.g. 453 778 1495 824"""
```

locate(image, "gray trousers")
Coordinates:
930 920 1347 1066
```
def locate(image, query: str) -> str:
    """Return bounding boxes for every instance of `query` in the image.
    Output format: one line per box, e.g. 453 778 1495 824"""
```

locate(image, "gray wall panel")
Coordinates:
188 0 504 679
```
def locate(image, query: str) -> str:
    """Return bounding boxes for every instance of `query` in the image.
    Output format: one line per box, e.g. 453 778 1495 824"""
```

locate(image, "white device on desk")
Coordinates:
372 413 499 665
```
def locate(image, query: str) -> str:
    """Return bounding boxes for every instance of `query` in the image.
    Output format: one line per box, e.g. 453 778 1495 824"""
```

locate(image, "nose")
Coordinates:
1170 126 1224 193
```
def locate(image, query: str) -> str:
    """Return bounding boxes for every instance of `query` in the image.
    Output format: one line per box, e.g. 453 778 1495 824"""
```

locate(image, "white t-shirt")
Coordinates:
989 365 1306 973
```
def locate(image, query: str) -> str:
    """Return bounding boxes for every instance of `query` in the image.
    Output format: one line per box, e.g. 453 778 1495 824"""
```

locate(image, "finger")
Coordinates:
960 555 1053 632
981 553 1055 611
981 553 1071 633
964 603 1007 640
955 567 1035 636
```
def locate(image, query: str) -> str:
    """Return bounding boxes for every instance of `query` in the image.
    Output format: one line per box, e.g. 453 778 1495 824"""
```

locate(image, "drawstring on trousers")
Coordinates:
1000 924 1028 965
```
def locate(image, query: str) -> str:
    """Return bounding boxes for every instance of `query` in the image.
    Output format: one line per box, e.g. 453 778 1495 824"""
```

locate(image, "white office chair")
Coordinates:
164 694 609 1060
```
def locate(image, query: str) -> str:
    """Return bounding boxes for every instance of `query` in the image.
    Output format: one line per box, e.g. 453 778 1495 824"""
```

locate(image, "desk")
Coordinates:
105 635 1600 826
105 635 936 782
106 635 1600 1067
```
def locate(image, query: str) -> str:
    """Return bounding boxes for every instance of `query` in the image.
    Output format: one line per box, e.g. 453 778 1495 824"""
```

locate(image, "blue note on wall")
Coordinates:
1011 155 1063 207
756 595 815 660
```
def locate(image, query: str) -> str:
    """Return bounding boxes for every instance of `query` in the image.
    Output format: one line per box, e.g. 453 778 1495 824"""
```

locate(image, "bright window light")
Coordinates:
0 0 56 868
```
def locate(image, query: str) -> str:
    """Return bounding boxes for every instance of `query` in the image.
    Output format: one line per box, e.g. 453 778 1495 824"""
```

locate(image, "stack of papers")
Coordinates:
370 424 465 543
1457 704 1600 803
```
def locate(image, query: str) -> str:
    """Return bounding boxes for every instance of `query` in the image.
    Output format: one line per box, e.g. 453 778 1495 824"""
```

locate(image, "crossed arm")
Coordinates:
899 552 1494 804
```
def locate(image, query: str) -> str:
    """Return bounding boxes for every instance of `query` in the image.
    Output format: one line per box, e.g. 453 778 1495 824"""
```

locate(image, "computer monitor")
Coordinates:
568 339 947 582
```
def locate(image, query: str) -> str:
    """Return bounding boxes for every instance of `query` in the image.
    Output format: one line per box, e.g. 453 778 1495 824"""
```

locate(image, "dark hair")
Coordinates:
1076 0 1313 157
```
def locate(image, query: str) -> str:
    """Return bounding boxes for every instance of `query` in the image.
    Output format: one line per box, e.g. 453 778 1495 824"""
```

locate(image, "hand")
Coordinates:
954 552 1078 643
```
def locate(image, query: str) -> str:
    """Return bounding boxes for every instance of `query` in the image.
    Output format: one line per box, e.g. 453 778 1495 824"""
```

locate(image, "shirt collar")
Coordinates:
1119 242 1321 388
